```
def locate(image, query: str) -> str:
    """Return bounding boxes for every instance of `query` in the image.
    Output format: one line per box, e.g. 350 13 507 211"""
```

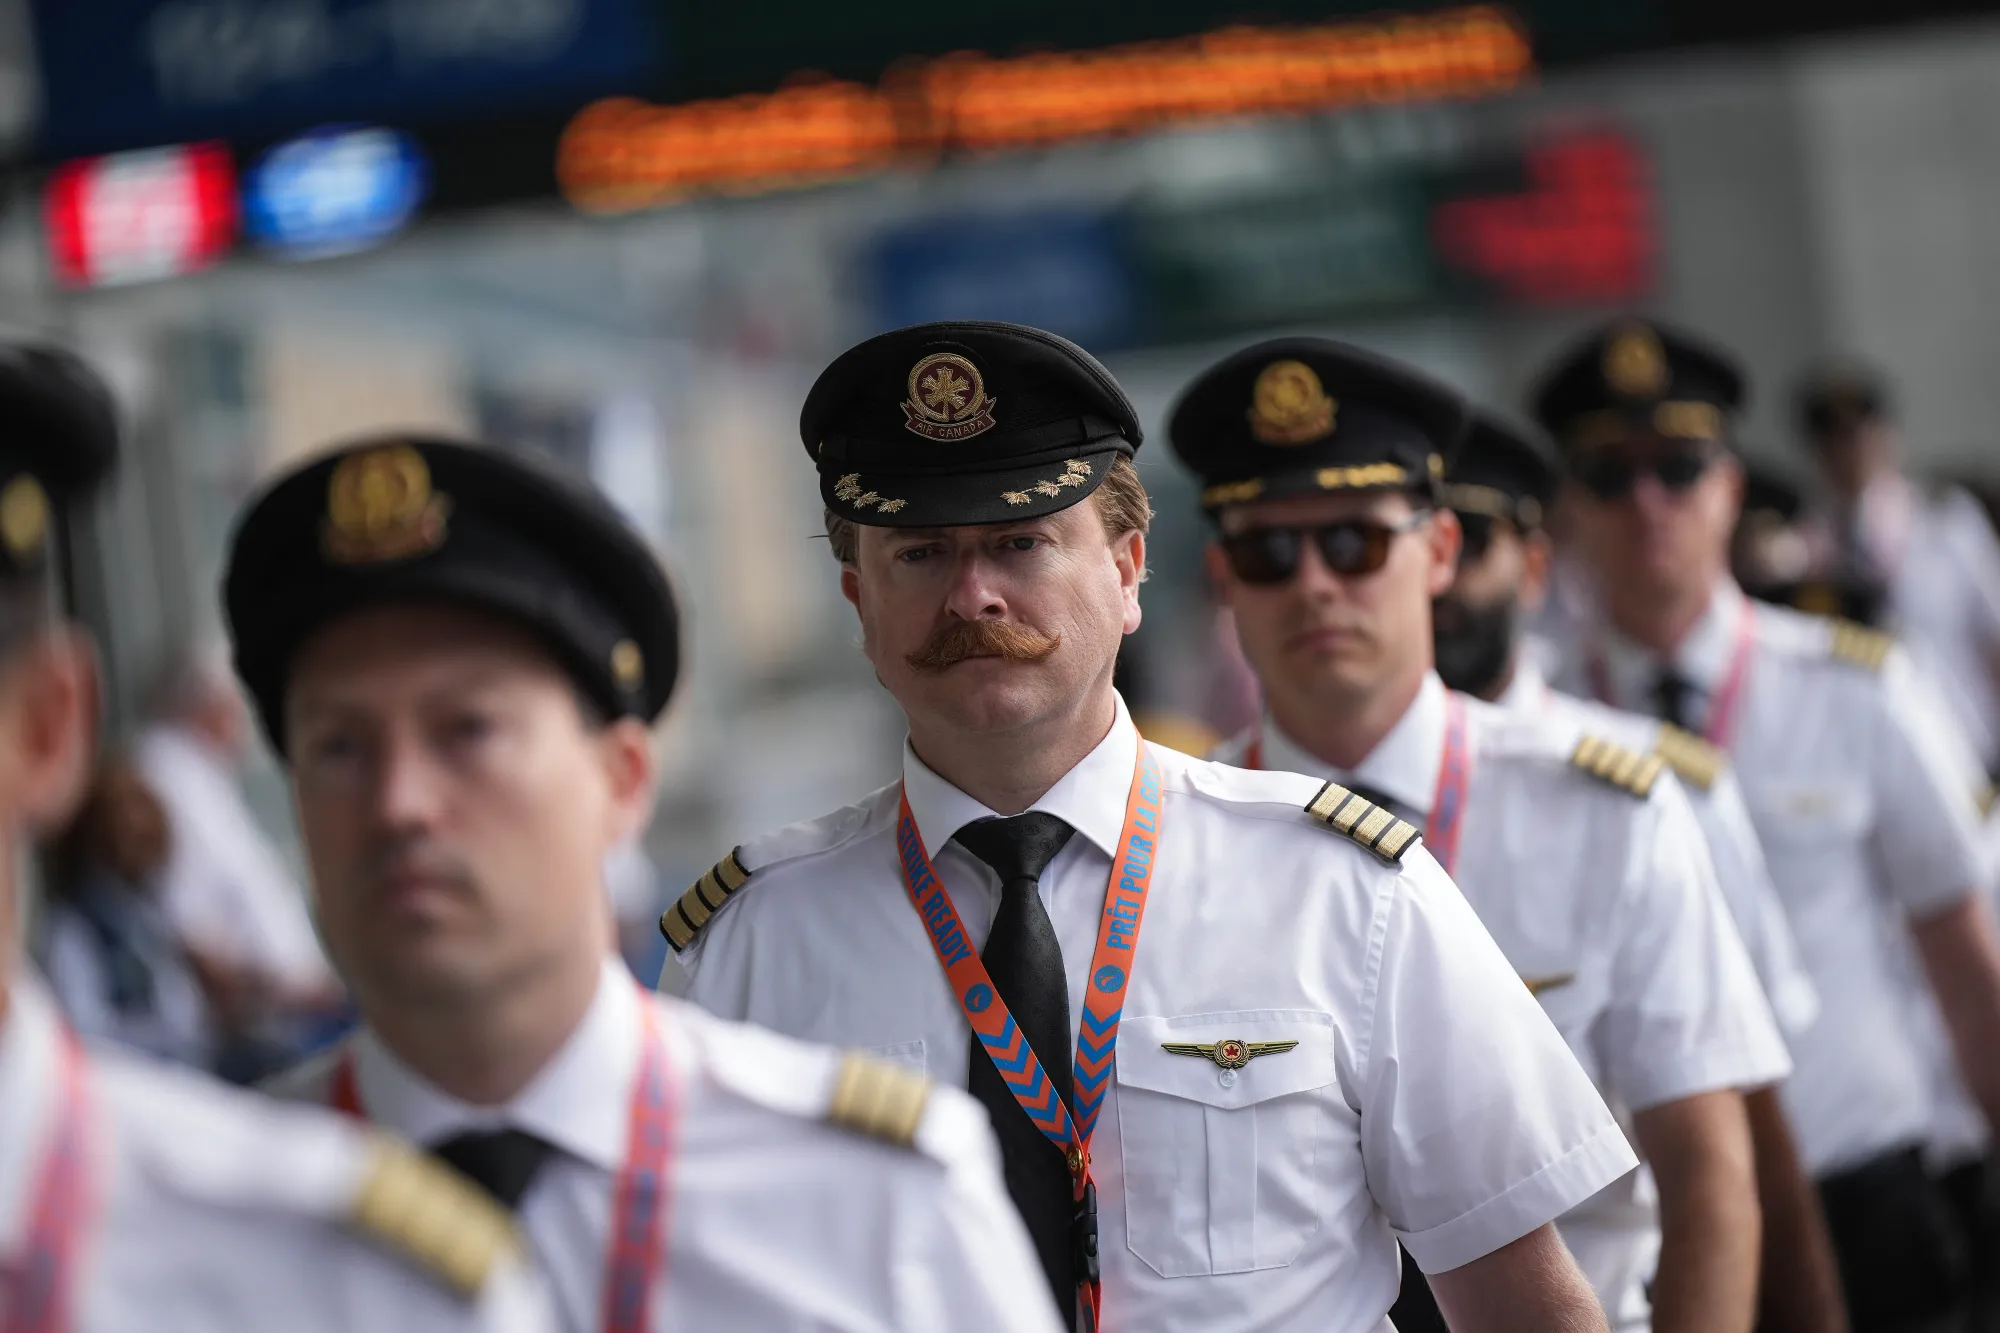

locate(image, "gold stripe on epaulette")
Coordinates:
1828 619 1893 672
1304 781 1420 865
1571 734 1664 798
1653 724 1724 792
350 1140 520 1299
660 847 752 953
828 1054 930 1149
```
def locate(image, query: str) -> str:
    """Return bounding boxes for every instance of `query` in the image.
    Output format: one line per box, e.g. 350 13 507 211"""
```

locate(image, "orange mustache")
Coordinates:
905 620 1062 673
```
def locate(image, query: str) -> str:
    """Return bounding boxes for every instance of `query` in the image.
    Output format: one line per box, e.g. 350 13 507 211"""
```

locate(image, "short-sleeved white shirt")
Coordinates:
1549 578 1994 1175
1221 674 1790 1328
665 694 1636 1333
0 975 551 1332
274 961 1056 1333
1499 657 1821 1037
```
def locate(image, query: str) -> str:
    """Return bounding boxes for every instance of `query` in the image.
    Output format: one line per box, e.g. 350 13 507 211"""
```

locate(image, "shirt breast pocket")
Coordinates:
1751 781 1873 852
1116 1010 1342 1278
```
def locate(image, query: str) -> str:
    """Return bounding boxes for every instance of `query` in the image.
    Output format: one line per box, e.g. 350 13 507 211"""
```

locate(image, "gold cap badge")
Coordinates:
1603 325 1668 397
0 475 49 563
609 639 645 692
322 446 450 566
1248 360 1337 446
903 353 998 442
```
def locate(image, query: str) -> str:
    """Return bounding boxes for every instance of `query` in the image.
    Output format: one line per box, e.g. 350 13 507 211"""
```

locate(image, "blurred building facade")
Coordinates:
2 2 1999 941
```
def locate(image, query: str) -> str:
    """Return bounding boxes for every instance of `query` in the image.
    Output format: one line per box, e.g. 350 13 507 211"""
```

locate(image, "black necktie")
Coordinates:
1650 667 1700 732
954 812 1079 1329
428 1129 557 1212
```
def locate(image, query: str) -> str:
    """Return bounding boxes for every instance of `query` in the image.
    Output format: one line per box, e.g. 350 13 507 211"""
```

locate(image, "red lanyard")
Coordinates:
1240 692 1473 875
3 1023 94 1333
896 741 1165 1333
1587 596 1757 749
1425 693 1473 876
330 987 676 1333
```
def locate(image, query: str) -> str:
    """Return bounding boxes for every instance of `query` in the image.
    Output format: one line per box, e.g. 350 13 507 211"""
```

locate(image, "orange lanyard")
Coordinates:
896 742 1165 1333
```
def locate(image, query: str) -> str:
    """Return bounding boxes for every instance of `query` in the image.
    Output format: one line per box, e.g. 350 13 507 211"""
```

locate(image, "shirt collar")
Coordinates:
901 691 1139 862
351 957 639 1174
1497 652 1551 713
1260 671 1447 815
1597 577 1744 703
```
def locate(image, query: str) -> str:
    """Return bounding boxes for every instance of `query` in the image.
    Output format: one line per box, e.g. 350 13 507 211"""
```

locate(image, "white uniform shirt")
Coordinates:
133 724 335 993
0 974 550 1331
1498 656 1821 1036
1549 578 1994 1176
273 960 1056 1333
665 694 1637 1333
1219 674 1791 1330
1820 475 2000 766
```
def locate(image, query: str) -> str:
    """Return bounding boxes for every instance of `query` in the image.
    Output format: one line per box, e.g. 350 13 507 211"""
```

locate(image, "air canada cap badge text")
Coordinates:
903 352 998 442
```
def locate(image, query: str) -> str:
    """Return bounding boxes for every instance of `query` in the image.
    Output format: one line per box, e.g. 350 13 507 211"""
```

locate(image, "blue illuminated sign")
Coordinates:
244 125 428 258
31 0 656 158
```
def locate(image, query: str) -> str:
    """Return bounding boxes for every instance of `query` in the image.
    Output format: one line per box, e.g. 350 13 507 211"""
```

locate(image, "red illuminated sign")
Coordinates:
45 143 237 288
1430 130 1654 305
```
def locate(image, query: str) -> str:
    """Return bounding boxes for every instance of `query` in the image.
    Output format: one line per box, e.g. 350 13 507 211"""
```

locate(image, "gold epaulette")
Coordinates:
1829 620 1893 671
1303 781 1420 865
349 1141 520 1299
1652 724 1724 792
1571 734 1664 798
827 1053 931 1149
659 848 751 953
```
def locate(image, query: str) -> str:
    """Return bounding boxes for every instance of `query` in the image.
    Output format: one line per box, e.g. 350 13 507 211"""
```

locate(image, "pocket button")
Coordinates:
1219 1070 1237 1088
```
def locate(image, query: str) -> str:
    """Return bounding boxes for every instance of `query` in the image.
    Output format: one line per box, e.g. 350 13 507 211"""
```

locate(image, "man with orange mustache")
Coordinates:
665 320 1639 1333
1172 338 1791 1333
229 434 1057 1333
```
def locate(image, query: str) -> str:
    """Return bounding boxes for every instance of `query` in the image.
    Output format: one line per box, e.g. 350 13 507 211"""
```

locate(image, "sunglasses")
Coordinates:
1220 512 1429 586
1571 446 1719 501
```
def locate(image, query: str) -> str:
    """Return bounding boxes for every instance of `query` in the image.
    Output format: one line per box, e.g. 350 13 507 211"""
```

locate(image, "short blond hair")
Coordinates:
824 454 1152 564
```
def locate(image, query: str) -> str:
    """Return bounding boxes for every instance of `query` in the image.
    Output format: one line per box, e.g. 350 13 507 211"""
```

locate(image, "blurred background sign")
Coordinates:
44 142 236 287
860 127 1655 349
28 0 658 157
243 124 429 259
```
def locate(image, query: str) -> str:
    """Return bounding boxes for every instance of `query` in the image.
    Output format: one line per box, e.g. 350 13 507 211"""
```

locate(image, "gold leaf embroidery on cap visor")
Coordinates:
1002 459 1092 506
833 473 907 514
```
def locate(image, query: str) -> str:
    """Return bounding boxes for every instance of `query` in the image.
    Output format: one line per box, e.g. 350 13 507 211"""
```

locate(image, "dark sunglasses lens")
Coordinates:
1654 451 1712 492
1222 528 1302 584
1314 522 1395 576
1575 458 1637 500
1456 513 1496 564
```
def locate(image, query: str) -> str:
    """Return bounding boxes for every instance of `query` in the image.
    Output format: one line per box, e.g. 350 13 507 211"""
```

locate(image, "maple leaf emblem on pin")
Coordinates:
921 364 970 415
1160 1037 1301 1069
903 352 999 441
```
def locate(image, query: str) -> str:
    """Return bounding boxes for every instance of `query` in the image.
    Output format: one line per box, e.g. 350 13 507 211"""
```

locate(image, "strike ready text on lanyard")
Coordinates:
329 987 675 1333
1242 692 1474 875
896 742 1165 1333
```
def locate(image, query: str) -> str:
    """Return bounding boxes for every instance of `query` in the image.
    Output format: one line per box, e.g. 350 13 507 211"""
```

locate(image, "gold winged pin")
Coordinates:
1161 1037 1300 1070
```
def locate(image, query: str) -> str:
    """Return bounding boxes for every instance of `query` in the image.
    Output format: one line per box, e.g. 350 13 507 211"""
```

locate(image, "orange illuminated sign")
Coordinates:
560 6 1533 213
